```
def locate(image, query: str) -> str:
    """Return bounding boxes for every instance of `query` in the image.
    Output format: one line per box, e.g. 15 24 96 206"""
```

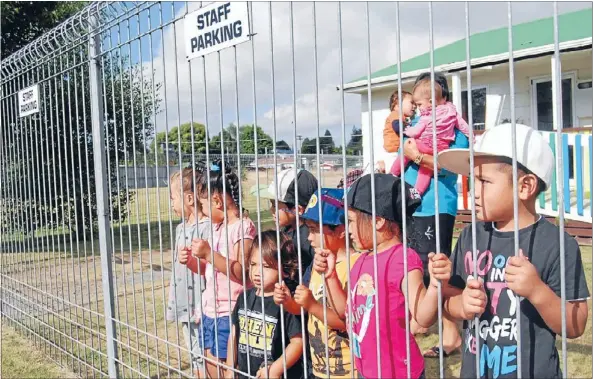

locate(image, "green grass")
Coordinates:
1 323 77 378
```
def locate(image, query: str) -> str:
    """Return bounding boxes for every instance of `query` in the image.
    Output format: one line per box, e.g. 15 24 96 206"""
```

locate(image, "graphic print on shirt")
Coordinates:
463 250 519 379
308 278 352 377
350 273 376 359
237 308 277 359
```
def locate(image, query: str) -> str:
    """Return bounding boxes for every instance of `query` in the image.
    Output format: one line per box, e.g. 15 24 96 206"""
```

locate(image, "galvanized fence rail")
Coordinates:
1 2 591 379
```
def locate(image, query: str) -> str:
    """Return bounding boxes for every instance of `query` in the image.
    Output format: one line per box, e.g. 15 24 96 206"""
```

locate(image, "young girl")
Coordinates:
226 231 303 379
345 173 451 379
191 161 257 378
274 188 355 379
167 168 210 378
390 79 471 195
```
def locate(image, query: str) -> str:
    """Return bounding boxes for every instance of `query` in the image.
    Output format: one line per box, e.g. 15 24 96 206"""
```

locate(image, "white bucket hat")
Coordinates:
437 123 554 189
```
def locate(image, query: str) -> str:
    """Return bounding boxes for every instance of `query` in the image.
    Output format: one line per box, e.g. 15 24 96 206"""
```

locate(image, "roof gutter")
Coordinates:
341 37 592 94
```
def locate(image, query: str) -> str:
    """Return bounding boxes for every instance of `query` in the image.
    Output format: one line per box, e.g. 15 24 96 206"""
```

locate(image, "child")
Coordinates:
253 168 318 272
383 90 416 153
167 168 210 378
346 173 452 379
190 161 257 378
390 78 471 195
225 231 304 379
437 123 589 378
274 188 356 379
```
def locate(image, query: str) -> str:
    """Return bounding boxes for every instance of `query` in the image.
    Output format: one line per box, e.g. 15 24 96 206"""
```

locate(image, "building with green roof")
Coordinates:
346 7 591 187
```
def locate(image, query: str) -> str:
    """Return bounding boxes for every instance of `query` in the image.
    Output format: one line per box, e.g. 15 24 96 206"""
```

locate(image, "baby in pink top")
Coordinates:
391 78 471 195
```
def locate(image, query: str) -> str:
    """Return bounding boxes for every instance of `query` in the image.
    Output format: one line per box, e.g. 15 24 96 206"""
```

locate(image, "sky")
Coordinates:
102 1 592 150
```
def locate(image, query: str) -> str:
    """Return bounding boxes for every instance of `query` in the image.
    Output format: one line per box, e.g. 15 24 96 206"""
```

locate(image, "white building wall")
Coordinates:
359 49 592 169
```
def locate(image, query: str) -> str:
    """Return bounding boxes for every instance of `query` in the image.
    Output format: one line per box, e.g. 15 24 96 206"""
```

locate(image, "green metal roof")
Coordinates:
347 8 592 86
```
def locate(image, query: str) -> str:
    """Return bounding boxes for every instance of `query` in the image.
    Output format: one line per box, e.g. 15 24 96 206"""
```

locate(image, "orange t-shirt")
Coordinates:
383 111 401 153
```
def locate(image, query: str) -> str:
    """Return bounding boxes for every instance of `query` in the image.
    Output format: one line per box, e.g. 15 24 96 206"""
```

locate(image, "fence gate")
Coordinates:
1 1 590 379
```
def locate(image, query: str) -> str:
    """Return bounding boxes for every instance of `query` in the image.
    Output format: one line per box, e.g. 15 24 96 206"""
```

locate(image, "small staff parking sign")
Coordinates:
18 84 40 117
184 2 251 60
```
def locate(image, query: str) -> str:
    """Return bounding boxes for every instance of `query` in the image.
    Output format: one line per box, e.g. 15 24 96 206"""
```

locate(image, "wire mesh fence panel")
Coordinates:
1 2 591 379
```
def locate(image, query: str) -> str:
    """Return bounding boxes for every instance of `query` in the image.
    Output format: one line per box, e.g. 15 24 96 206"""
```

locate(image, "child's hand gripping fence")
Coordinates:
0 2 590 379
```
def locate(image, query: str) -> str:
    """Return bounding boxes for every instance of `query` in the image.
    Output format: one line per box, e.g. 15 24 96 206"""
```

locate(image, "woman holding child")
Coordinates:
381 72 468 357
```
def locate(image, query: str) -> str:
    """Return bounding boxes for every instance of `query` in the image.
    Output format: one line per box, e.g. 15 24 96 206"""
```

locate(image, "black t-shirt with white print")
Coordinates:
232 288 304 379
450 217 589 379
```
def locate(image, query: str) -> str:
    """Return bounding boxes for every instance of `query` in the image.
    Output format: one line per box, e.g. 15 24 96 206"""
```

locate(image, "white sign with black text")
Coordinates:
184 2 251 60
18 84 40 117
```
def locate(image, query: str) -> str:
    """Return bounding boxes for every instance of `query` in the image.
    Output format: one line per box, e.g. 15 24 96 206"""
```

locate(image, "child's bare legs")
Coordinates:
411 318 428 335
199 315 230 378
422 314 462 357
195 366 206 379
205 350 225 378
195 362 208 379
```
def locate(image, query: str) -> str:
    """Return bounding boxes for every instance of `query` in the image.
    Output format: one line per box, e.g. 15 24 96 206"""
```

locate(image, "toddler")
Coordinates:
383 90 416 153
225 231 303 379
167 168 210 378
390 78 471 195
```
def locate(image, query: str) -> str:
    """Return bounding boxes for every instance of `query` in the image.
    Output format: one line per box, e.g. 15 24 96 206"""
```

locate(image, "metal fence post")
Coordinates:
88 11 119 378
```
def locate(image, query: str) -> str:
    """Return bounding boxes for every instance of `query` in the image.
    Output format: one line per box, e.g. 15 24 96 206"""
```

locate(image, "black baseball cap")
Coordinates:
346 173 421 223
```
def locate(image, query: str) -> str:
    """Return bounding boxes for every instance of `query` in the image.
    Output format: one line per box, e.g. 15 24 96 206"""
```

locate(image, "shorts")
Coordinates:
181 322 204 371
408 214 456 288
198 314 231 359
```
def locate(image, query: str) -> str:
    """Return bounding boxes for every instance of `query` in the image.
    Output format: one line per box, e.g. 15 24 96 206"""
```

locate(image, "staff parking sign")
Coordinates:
18 84 40 117
184 2 251 60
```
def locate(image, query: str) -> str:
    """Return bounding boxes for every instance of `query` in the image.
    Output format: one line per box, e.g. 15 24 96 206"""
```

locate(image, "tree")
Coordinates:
1 1 88 58
319 129 335 154
276 140 291 150
208 124 237 155
301 138 317 154
346 126 363 155
302 130 335 155
152 122 207 163
1 51 162 237
1 4 162 237
238 125 274 154
209 124 274 155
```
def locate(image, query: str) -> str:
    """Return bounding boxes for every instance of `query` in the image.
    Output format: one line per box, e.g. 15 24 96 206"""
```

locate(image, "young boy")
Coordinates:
253 168 318 272
437 123 589 378
274 188 355 379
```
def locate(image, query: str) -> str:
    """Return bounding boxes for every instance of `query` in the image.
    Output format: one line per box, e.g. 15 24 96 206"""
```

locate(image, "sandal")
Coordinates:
422 345 460 358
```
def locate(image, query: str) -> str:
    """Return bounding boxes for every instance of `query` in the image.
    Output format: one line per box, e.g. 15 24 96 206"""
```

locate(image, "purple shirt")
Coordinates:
348 244 425 379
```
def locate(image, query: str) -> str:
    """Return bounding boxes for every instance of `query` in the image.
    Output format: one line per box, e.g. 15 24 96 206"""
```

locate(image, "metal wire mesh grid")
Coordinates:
1 2 591 379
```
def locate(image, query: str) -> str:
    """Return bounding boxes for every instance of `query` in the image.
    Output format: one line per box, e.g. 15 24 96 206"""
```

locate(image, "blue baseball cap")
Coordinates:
300 188 345 226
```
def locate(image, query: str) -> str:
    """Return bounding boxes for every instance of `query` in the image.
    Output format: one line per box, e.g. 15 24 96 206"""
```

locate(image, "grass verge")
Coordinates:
1 322 77 378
